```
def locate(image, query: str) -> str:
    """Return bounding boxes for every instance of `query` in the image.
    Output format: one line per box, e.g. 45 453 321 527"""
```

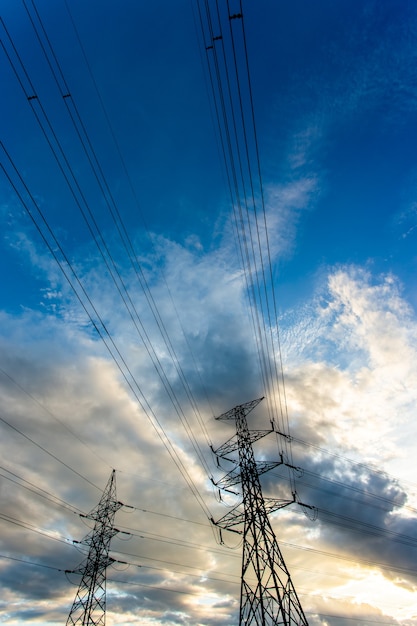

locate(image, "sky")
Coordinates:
1 0 417 625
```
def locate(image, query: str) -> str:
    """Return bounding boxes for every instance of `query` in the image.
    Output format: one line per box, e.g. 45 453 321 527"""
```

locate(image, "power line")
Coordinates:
315 506 417 549
109 547 255 589
196 0 271 405
120 504 210 527
0 512 71 547
1 142 212 523
3 6 412 624
0 554 400 624
0 502 415 616
0 366 111 470
4 479 416 580
0 553 65 572
2 12 217 511
4 499 416 580
61 0 218 435
0 412 101 491
268 465 414 524
309 614 396 626
29 0 215 457
278 538 417 577
276 427 417 499
0 463 84 514
196 1 297 494
0 549 401 625
108 576 236 596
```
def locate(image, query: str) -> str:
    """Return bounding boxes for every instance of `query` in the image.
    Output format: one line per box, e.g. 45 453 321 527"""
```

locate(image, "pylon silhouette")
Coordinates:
211 398 309 626
66 469 122 626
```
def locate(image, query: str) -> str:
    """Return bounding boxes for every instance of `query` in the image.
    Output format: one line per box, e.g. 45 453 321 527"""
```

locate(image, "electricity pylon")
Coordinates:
66 469 122 626
211 398 309 626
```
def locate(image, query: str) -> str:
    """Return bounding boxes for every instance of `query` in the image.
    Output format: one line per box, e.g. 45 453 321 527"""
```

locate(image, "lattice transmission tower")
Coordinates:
66 469 122 626
211 398 309 626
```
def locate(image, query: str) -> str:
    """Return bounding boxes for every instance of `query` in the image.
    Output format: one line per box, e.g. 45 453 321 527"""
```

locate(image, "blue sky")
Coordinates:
2 1 417 625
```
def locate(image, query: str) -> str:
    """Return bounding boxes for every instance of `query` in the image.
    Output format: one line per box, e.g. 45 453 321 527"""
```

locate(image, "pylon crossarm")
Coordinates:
294 497 318 521
213 459 284 490
212 505 245 530
264 497 296 515
213 466 241 490
83 500 122 521
255 460 283 476
211 435 238 458
212 497 295 531
215 397 264 421
213 429 273 457
107 526 120 540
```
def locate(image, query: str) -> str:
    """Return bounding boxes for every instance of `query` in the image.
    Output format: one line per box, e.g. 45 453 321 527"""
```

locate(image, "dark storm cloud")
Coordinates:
105 567 239 626
266 453 417 585
0 559 68 600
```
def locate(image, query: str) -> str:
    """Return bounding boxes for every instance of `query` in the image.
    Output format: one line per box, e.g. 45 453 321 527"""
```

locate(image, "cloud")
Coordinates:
3 1 417 624
263 177 320 260
265 266 417 618
307 2 417 124
2 212 417 624
280 266 417 455
0 225 257 624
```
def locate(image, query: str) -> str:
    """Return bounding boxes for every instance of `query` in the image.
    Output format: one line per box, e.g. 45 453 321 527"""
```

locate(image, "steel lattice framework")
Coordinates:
66 469 122 626
212 398 308 626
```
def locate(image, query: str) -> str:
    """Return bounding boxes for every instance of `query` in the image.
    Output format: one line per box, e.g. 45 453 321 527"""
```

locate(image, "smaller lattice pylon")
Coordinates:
66 469 122 626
